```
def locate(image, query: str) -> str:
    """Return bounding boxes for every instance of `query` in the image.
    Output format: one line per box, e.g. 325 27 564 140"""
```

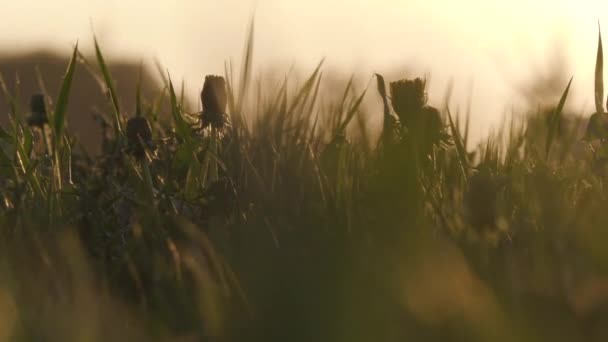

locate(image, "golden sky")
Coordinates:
0 0 606 138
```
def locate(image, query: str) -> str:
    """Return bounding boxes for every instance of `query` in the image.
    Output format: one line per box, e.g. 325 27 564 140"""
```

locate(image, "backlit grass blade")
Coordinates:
546 76 573 159
236 19 255 115
94 34 123 135
0 125 11 143
596 23 604 114
375 74 390 119
447 107 469 183
53 43 78 144
0 73 17 119
154 57 169 88
338 77 371 133
305 71 323 119
287 59 324 115
136 62 143 117
168 76 191 144
338 75 355 124
224 60 236 116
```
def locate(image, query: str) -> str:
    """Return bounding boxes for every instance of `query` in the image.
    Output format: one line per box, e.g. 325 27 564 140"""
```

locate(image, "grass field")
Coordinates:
3 25 608 341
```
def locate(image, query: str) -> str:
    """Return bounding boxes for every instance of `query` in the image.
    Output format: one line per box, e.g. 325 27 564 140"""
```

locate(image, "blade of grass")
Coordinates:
168 76 191 145
94 34 123 135
338 75 355 125
338 77 371 133
446 107 469 183
287 59 325 115
546 76 573 160
0 125 12 143
597 22 604 115
136 61 143 117
236 19 255 115
53 43 79 145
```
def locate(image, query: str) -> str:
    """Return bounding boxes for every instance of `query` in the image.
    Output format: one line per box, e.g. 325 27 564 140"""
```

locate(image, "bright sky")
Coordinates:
0 0 607 139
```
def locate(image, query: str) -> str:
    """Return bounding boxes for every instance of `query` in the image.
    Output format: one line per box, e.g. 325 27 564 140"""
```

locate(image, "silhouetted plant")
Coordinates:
26 94 48 128
201 75 228 130
126 115 153 159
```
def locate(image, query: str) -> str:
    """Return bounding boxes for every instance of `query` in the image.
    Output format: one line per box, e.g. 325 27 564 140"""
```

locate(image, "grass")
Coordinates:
2 26 608 342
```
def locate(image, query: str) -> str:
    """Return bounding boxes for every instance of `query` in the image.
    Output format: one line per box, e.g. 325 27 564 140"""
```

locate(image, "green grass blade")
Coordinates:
338 77 371 133
0 73 17 119
287 59 325 115
546 76 573 159
0 125 12 143
375 73 390 118
53 43 79 144
168 76 191 144
136 61 143 117
236 19 255 115
338 75 355 118
224 60 236 116
305 71 323 118
94 34 123 134
596 23 604 114
446 107 469 183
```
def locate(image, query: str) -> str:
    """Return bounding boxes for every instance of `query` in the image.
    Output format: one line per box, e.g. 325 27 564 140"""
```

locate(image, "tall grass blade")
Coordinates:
338 78 371 133
596 23 604 114
287 59 325 114
224 61 236 116
446 107 469 183
0 125 11 143
0 73 16 118
94 35 123 134
53 43 79 144
136 62 143 117
546 76 573 159
168 76 191 144
236 19 255 115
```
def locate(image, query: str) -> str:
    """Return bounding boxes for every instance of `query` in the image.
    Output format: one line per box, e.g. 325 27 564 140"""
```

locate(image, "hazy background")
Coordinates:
1 0 607 141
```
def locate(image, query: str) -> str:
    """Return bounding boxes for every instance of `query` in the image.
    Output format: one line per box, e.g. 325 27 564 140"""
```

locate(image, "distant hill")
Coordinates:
0 51 165 155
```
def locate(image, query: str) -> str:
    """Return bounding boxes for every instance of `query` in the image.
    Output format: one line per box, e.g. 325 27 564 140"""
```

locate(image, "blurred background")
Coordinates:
0 0 607 144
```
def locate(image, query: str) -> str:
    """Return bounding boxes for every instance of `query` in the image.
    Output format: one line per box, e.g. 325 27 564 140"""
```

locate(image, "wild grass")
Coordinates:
2 25 608 342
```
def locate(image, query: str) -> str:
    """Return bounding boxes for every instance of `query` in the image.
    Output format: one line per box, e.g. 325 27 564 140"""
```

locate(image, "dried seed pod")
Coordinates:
201 110 226 130
389 78 427 127
388 78 449 154
26 94 48 128
200 75 227 129
126 116 153 159
586 112 608 140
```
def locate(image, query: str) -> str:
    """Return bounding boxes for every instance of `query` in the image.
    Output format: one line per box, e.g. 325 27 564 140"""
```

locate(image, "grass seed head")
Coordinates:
126 116 153 159
389 78 427 126
201 75 227 130
26 94 48 128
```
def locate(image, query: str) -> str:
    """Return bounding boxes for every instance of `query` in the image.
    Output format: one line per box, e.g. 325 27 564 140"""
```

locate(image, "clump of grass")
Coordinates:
3 23 608 342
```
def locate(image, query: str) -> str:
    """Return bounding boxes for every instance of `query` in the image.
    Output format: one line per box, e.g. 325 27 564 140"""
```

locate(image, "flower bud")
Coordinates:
26 94 48 128
126 116 153 159
200 75 227 129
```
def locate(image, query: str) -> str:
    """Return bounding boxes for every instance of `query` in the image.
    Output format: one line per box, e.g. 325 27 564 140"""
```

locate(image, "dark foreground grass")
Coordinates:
3 28 608 341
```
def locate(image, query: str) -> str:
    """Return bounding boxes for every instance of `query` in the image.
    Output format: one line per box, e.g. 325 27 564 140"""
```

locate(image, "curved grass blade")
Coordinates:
375 73 390 118
447 107 469 183
596 23 604 114
53 43 79 144
0 125 11 143
168 76 191 145
236 19 255 115
136 61 143 117
338 77 371 133
287 59 325 115
94 35 123 134
546 76 573 160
